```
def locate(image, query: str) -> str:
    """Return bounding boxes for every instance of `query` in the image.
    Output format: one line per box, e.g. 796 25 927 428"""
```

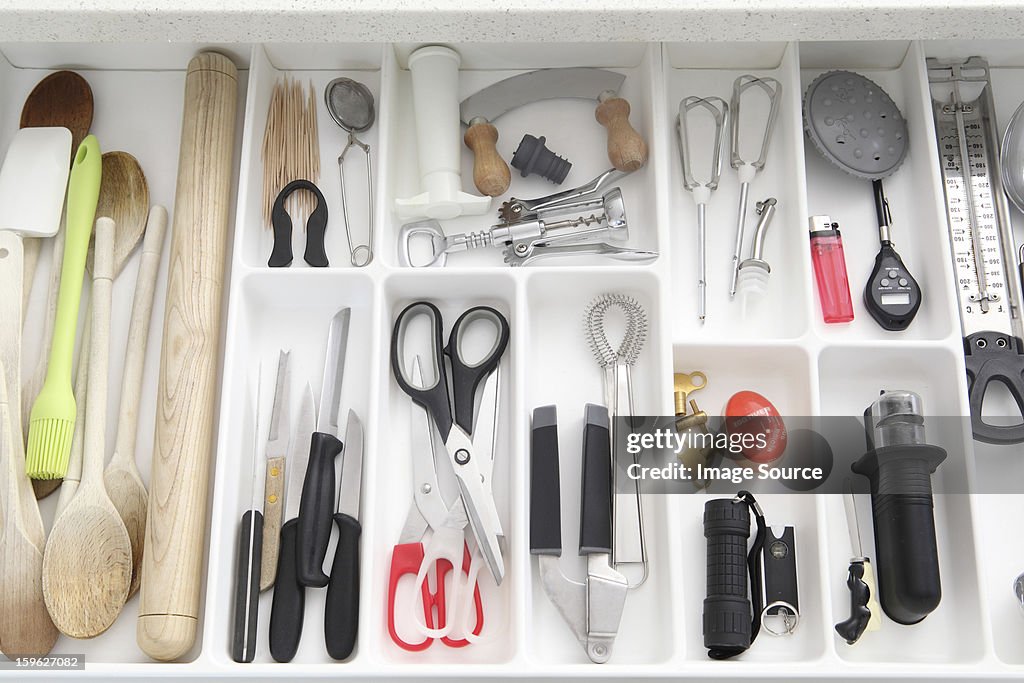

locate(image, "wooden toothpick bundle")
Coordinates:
261 77 321 229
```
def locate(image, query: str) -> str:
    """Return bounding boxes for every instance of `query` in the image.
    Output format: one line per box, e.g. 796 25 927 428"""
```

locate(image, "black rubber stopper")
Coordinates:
511 134 571 185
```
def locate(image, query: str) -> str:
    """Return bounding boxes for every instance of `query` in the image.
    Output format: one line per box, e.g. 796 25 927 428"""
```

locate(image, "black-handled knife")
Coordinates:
269 383 316 662
231 367 264 663
834 482 880 644
325 409 364 660
297 308 351 587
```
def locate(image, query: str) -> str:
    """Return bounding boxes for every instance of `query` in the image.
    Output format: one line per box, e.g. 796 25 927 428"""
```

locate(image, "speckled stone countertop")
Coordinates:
1 0 1023 43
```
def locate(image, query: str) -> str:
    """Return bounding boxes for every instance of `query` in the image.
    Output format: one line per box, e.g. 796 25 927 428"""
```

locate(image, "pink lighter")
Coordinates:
809 215 854 324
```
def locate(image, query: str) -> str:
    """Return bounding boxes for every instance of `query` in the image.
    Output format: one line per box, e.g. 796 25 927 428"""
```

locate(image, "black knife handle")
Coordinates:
530 406 562 556
297 430 344 587
835 560 871 645
579 404 612 555
269 518 306 663
325 513 361 660
231 509 263 663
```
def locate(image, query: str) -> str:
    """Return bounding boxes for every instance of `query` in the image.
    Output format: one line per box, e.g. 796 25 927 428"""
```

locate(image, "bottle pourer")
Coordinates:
736 197 777 318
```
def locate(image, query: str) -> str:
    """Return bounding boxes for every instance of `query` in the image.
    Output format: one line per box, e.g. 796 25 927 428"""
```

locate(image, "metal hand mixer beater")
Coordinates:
325 77 376 266
584 292 649 585
728 75 781 299
676 95 728 324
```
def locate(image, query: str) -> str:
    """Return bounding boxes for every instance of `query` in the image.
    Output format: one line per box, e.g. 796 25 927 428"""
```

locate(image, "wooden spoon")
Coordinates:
104 205 168 599
0 357 58 656
20 70 94 498
53 152 149 519
42 218 131 638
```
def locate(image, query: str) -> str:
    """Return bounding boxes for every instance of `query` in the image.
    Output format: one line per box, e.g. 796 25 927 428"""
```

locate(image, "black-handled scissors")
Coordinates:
390 301 510 584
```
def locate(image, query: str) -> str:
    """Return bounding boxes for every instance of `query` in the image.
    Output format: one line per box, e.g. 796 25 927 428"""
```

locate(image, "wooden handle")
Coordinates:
52 333 87 520
595 96 648 172
138 52 238 663
83 218 114 488
0 357 58 657
260 456 285 591
110 206 168 469
0 232 46 551
465 122 510 197
23 221 66 447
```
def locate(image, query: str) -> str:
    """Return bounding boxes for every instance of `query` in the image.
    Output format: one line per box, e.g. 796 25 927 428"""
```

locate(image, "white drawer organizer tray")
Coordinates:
4 37 1024 679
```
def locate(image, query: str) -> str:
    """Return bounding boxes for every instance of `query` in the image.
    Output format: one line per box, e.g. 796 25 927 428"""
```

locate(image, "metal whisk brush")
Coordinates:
583 293 649 585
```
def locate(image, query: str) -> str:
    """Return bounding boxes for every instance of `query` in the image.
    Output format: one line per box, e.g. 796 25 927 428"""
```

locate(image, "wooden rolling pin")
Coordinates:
138 51 238 662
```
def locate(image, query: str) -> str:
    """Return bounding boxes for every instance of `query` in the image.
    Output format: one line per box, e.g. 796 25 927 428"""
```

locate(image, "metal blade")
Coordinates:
843 480 864 559
460 68 626 125
409 356 449 533
472 368 499 482
249 364 264 511
265 350 292 460
446 427 504 584
285 383 316 520
337 410 364 520
317 308 351 434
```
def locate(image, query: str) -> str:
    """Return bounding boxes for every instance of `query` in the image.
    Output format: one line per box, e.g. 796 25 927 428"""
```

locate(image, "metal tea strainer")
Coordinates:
325 77 376 266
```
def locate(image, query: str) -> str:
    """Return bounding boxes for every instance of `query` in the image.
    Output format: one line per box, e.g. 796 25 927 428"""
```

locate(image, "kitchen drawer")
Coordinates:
3 37 1024 680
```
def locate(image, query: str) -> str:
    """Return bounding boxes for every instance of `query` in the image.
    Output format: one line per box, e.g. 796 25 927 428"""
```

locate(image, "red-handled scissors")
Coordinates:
387 349 500 650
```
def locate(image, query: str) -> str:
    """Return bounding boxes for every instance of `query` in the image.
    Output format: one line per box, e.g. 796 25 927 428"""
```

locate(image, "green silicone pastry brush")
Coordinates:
26 135 102 479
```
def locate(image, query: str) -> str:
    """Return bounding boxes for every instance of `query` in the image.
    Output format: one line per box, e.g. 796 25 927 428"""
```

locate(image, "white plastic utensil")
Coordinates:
0 127 72 546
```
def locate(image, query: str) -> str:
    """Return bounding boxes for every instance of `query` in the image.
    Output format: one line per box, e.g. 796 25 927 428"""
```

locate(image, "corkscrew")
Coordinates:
398 170 657 267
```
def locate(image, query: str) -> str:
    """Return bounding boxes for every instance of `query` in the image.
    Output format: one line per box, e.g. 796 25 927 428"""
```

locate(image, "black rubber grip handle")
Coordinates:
325 513 361 661
530 406 562 556
852 443 946 624
297 430 343 587
231 509 263 663
964 332 1024 444
579 404 612 555
703 498 751 658
269 179 329 268
835 560 871 644
302 190 329 268
269 519 305 663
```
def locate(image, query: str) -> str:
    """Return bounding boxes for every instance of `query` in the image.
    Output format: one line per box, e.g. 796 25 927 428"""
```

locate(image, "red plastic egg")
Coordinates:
724 391 788 463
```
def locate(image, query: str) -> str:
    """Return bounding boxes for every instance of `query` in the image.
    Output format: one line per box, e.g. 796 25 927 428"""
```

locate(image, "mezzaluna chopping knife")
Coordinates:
460 68 648 197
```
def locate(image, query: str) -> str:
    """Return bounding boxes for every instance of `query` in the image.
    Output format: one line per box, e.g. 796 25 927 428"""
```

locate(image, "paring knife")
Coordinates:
261 350 292 590
269 383 316 663
326 409 364 660
231 366 264 663
834 482 882 644
297 308 351 587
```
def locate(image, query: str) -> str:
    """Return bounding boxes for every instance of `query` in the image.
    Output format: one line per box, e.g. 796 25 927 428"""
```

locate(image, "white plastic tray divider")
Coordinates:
662 41 815 343
236 43 385 271
521 268 679 669
918 39 1023 667
667 336 828 664
800 41 959 343
369 269 521 670
0 48 253 670
380 42 663 271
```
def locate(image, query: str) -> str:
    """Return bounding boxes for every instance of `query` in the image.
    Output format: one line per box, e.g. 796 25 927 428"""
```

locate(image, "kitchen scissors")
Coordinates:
388 302 508 649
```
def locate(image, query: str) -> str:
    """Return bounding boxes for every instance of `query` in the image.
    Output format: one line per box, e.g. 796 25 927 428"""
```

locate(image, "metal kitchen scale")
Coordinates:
927 56 1024 444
